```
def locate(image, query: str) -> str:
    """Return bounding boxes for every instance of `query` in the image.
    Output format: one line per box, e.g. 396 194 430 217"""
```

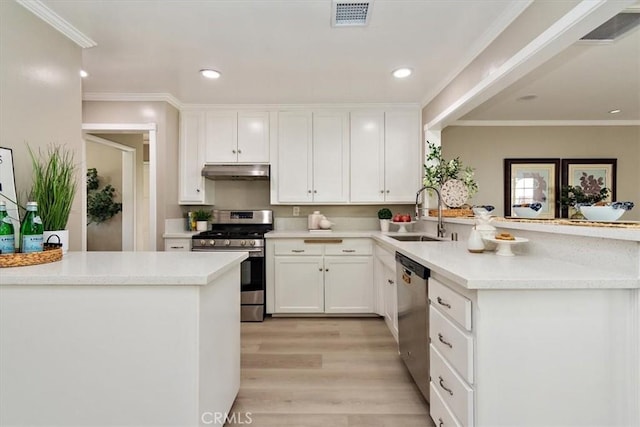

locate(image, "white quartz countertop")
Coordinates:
0 251 248 286
266 230 638 289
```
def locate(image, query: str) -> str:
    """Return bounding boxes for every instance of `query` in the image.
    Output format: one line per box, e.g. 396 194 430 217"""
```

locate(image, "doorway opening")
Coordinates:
82 123 157 251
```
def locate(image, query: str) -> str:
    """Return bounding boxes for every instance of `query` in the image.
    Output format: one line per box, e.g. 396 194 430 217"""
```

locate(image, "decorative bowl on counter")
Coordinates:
511 203 542 218
579 202 634 222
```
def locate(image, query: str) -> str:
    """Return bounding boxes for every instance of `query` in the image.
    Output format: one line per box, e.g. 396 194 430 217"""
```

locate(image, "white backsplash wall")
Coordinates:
181 180 415 228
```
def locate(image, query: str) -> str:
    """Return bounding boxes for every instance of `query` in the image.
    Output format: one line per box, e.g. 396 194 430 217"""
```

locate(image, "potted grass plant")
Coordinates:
28 144 77 253
193 209 212 231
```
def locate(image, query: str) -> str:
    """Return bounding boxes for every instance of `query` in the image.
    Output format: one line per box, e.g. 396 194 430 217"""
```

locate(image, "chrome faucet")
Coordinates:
415 186 445 238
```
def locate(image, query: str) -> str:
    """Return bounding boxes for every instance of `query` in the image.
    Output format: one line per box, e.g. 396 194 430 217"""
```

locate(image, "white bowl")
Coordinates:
512 206 541 218
579 205 625 222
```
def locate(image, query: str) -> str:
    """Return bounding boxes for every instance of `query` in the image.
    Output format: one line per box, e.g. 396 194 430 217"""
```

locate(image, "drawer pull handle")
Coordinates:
342 249 356 253
437 297 451 309
291 249 305 253
304 239 343 244
170 246 184 249
438 418 444 427
438 376 454 396
387 279 394 285
438 333 453 348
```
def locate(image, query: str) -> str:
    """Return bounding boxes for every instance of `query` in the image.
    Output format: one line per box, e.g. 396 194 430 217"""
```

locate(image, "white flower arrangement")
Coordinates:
423 141 478 197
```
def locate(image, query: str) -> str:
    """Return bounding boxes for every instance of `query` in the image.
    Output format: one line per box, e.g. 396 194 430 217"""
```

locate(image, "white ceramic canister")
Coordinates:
467 227 485 253
308 211 322 230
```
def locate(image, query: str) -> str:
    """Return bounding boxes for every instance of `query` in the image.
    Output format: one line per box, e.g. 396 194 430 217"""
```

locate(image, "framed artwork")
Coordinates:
562 158 616 198
504 158 560 218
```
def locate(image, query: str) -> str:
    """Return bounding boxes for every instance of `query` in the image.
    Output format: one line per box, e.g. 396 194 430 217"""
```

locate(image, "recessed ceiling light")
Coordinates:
200 69 221 79
80 70 88 78
609 109 621 114
392 68 412 79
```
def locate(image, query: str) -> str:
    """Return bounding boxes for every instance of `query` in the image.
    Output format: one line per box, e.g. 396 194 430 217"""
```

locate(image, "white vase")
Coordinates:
44 229 69 254
379 219 390 232
467 228 485 253
196 221 209 231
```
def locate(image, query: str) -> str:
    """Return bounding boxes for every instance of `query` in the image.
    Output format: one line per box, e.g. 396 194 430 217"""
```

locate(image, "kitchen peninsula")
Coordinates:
265 219 640 426
0 251 247 427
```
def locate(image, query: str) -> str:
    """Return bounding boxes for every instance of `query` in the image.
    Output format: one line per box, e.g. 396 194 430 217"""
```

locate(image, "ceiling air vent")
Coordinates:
331 1 372 27
580 12 640 41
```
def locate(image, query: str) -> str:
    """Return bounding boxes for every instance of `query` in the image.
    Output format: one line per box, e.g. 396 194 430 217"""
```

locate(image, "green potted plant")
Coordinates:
28 144 77 253
377 208 392 232
193 209 212 231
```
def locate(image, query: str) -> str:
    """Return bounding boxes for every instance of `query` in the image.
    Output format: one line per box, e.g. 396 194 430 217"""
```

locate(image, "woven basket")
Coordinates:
0 247 63 268
428 208 473 218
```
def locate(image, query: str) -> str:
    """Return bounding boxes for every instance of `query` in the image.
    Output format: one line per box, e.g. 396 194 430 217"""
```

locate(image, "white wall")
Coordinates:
0 1 83 250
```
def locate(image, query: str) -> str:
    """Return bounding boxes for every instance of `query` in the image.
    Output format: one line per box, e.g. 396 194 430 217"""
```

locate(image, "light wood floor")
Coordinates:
227 317 434 427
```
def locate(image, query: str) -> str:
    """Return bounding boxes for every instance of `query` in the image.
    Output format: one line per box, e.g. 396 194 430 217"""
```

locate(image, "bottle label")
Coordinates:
2 216 12 225
22 235 43 253
34 215 43 225
0 235 15 254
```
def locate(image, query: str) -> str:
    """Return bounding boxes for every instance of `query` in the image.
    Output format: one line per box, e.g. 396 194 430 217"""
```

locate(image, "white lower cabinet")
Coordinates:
274 256 324 313
374 243 398 342
269 239 373 314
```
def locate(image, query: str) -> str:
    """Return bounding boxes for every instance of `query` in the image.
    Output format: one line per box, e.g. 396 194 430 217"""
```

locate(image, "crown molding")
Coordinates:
16 0 97 48
453 120 640 127
180 102 421 111
83 92 183 110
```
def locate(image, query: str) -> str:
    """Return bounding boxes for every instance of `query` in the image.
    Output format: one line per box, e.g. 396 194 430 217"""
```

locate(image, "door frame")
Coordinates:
82 123 157 251
84 134 136 251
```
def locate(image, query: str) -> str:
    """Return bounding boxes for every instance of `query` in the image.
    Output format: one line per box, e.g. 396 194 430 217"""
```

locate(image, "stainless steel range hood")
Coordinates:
201 164 270 180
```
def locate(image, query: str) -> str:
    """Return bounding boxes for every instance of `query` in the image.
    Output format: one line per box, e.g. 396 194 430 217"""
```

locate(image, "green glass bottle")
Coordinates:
0 201 15 255
21 201 44 253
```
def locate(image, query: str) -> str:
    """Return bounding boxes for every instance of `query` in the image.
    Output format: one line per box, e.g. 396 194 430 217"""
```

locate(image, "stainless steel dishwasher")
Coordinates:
396 252 430 403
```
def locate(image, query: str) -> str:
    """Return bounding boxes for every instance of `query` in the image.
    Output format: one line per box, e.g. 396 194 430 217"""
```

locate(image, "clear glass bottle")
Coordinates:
21 201 44 253
0 201 15 254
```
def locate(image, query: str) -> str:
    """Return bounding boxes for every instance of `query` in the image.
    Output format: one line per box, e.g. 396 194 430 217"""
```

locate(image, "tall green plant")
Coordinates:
28 144 77 231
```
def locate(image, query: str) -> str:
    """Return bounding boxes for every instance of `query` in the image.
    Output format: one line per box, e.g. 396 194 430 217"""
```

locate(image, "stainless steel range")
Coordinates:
192 210 273 322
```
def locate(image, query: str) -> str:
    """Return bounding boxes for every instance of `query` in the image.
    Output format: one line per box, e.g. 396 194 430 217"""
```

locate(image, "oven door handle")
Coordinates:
191 248 264 255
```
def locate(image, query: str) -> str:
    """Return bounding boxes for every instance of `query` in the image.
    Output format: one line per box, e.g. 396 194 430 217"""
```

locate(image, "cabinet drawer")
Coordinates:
273 241 323 256
430 306 474 384
430 345 474 427
429 278 472 331
323 239 372 255
430 381 462 427
164 238 191 252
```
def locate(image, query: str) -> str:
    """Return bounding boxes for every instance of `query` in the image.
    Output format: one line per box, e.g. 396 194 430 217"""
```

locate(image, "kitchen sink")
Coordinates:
389 235 442 242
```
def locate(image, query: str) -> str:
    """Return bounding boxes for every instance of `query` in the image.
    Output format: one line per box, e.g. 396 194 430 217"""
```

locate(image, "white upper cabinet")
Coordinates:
350 110 421 203
204 111 269 164
179 111 214 205
312 111 349 203
276 111 349 204
350 111 385 203
276 111 313 203
384 111 421 202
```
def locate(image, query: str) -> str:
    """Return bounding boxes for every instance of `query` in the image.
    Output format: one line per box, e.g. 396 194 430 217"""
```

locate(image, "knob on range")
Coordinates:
240 240 246 247
209 240 215 246
224 240 231 246
249 240 256 246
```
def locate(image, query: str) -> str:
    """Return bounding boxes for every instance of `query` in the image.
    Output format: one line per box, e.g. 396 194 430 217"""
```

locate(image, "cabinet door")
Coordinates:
383 263 398 342
277 112 313 203
205 111 237 163
274 256 324 313
384 111 421 202
350 111 385 203
312 112 349 203
324 256 374 314
179 111 207 203
237 112 269 163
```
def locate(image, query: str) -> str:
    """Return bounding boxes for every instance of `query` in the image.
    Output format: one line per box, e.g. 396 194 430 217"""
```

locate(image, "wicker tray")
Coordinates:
0 247 63 268
428 208 473 218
